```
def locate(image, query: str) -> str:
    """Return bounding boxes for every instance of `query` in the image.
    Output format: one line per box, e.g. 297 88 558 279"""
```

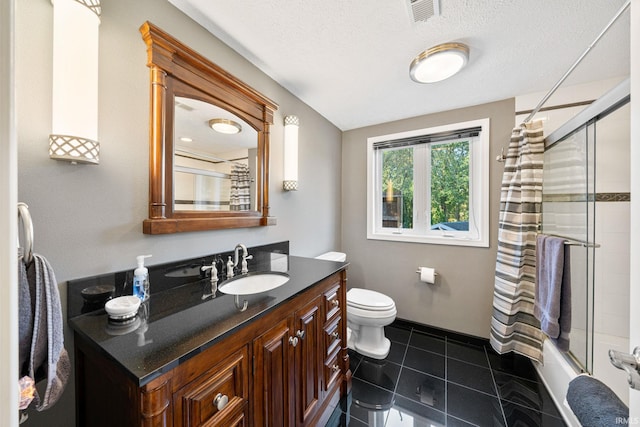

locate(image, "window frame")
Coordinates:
366 118 490 247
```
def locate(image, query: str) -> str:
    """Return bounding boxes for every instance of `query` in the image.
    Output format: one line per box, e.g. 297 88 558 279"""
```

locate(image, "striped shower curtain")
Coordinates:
490 120 546 363
230 163 251 211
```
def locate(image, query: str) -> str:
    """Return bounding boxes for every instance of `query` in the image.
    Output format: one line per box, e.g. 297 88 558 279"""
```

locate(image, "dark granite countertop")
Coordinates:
68 248 347 386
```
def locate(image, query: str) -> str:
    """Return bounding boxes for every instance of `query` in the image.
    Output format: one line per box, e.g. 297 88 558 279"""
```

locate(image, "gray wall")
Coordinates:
16 0 341 425
341 98 514 339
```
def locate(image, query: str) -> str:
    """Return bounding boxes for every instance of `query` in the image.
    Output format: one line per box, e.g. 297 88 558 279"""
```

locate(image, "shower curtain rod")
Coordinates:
522 0 630 124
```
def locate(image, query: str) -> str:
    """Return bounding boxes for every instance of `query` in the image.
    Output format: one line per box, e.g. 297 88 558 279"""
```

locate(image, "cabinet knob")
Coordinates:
289 336 299 347
332 364 340 373
296 329 305 340
213 393 229 411
331 299 339 307
331 331 339 340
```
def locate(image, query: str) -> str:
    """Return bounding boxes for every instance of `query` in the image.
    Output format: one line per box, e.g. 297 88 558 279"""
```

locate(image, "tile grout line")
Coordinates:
386 327 414 427
406 328 450 423
484 345 508 427
387 329 412 396
444 334 448 421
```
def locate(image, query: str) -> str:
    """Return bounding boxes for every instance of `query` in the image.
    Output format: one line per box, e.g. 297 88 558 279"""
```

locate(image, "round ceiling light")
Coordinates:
409 42 469 84
209 118 242 134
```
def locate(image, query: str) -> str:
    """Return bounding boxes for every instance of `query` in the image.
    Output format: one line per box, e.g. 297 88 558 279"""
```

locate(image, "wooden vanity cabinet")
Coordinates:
74 270 349 427
172 346 249 426
253 295 323 426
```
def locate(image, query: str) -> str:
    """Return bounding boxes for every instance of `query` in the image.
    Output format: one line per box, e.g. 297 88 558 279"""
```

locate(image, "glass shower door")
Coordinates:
541 121 596 373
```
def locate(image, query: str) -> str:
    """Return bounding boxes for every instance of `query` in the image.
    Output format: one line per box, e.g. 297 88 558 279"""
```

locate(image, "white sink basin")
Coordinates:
218 272 290 295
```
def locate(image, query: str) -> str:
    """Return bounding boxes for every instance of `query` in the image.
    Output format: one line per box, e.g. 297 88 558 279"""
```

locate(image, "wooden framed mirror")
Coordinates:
140 22 278 234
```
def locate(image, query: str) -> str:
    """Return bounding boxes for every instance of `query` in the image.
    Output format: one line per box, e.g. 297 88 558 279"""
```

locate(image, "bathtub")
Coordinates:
534 333 630 426
533 340 581 427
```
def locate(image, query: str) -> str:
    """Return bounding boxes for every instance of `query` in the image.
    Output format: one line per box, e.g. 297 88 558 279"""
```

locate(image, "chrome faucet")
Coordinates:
233 244 253 275
201 258 219 299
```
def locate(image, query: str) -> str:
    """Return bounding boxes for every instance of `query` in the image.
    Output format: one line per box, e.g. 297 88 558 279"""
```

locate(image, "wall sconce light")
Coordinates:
409 42 469 83
283 115 299 191
49 0 101 165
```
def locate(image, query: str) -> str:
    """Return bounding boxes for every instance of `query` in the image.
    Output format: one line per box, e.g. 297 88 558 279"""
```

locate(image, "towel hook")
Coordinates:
17 202 34 265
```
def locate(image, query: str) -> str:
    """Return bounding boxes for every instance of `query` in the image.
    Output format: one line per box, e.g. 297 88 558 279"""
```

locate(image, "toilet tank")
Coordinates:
315 252 347 262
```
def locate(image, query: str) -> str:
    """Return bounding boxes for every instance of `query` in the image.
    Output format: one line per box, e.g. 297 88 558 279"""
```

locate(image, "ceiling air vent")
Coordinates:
175 101 195 112
408 0 440 23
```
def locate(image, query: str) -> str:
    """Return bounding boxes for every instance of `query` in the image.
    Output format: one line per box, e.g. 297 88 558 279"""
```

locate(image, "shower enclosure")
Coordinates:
538 79 630 418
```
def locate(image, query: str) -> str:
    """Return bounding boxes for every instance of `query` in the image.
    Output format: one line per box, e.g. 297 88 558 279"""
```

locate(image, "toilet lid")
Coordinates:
347 288 395 311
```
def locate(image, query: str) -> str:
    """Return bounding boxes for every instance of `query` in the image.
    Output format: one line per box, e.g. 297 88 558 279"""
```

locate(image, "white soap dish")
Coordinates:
105 296 141 320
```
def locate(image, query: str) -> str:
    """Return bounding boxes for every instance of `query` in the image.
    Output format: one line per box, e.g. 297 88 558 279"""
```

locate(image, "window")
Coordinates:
367 118 489 247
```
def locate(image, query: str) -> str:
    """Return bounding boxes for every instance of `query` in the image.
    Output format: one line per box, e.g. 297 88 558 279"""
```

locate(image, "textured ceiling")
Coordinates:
169 0 630 131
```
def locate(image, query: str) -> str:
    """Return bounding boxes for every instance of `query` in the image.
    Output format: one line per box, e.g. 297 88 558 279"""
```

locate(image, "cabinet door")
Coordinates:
252 317 296 427
174 347 248 427
294 296 322 426
206 403 247 427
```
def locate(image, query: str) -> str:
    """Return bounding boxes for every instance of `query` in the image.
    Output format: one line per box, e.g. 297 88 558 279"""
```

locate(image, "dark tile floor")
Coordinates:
326 322 567 427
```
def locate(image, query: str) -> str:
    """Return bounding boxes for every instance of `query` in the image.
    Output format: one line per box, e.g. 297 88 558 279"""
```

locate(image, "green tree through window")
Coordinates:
430 141 469 229
368 118 489 247
381 141 469 230
382 148 413 228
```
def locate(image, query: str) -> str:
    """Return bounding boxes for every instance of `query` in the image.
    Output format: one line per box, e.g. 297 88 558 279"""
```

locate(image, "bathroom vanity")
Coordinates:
68 243 350 426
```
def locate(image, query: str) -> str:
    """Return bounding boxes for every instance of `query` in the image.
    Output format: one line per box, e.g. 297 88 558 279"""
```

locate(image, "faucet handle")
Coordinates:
201 260 219 282
241 253 253 275
226 256 235 279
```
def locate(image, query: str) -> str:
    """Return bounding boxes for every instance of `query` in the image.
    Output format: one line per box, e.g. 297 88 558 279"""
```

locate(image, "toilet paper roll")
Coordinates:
419 267 436 284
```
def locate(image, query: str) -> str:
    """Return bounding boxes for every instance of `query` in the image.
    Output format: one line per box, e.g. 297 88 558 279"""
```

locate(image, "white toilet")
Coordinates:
315 252 397 360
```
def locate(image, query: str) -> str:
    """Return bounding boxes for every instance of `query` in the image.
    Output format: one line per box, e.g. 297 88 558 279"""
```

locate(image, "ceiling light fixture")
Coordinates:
209 118 242 134
409 42 469 83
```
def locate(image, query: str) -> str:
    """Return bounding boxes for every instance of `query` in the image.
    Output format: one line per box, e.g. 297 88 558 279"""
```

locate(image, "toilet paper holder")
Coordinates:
415 268 438 284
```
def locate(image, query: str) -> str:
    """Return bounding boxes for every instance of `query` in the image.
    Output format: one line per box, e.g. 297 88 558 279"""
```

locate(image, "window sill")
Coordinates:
367 231 489 248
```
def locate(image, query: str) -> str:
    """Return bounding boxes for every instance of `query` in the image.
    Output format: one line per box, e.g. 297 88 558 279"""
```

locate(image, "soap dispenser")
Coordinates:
133 255 152 301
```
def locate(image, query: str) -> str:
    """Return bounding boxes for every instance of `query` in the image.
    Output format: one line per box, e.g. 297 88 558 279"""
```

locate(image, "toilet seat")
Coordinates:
347 288 395 311
345 288 396 359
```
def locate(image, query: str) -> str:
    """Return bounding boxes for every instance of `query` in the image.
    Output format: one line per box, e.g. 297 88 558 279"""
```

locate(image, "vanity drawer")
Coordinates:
324 349 342 393
175 347 248 427
212 404 247 427
323 283 342 322
324 316 342 358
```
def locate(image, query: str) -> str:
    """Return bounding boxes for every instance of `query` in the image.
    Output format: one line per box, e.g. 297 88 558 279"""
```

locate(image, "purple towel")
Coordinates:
534 235 572 351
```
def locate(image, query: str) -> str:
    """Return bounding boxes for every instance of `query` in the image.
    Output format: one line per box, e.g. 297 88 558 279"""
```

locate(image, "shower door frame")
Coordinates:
543 78 630 375
546 80 630 148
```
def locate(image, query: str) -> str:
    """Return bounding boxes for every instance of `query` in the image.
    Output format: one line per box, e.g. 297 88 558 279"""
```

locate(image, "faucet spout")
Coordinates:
233 244 247 267
233 243 253 275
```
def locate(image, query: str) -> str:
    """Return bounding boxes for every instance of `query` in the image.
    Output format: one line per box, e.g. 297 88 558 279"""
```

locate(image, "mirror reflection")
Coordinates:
140 21 277 234
173 97 258 212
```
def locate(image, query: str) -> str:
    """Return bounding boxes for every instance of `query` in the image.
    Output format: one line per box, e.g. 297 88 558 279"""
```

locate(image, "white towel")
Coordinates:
25 254 70 411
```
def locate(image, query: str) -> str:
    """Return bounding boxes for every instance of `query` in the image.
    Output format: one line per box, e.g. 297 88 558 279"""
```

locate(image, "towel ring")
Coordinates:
17 202 34 265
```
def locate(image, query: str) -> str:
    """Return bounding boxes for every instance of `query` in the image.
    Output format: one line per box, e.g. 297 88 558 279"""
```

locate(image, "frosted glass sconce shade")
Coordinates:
283 115 299 191
49 0 101 164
